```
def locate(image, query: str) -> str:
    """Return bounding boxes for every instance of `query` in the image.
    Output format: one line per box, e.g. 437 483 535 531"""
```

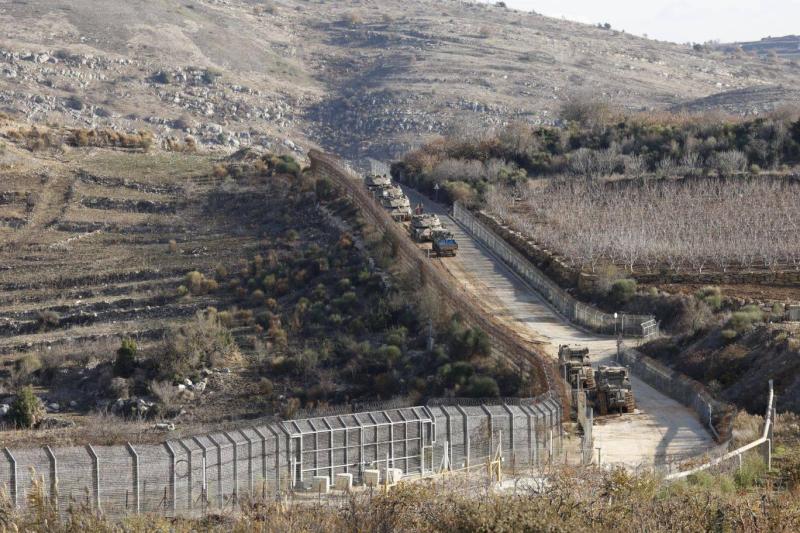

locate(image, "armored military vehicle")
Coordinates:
365 174 391 191
594 365 635 415
411 213 443 242
558 345 595 391
379 185 412 220
431 229 458 257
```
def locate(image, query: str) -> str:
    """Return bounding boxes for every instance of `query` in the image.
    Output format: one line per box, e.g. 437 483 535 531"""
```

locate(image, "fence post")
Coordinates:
125 443 140 514
502 404 515 465
191 437 208 512
223 432 239 505
207 435 224 508
238 430 254 497
456 405 470 468
262 426 279 494
44 446 58 509
86 445 101 511
338 416 350 474
4 448 17 508
443 409 453 468
164 442 177 513
480 405 494 455
177 439 193 511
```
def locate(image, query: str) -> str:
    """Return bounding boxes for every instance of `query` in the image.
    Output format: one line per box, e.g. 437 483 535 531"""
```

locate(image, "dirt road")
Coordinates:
404 188 716 467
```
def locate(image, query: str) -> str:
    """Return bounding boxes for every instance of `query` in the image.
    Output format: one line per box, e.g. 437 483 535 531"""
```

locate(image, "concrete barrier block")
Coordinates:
335 473 353 491
312 476 330 494
363 469 380 487
386 468 403 484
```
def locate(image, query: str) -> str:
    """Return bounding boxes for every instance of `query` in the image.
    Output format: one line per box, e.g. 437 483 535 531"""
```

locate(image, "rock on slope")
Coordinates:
1 0 799 159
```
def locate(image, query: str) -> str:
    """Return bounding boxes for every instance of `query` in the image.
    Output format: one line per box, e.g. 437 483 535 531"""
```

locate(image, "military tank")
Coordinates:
365 174 391 191
379 185 412 220
411 213 443 242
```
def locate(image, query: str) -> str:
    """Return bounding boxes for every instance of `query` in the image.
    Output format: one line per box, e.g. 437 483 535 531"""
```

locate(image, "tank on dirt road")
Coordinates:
365 174 391 191
411 213 443 242
558 345 595 391
594 365 635 415
380 185 412 220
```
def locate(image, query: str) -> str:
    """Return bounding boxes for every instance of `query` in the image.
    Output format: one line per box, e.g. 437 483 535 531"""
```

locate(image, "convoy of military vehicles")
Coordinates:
559 344 636 416
366 172 630 416
365 171 634 416
365 174 458 257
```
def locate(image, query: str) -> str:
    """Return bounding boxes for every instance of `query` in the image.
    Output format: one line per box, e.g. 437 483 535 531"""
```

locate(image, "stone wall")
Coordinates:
475 211 580 289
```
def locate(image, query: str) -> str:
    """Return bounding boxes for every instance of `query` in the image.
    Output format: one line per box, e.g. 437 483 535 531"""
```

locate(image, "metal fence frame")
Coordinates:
665 381 774 480
0 398 562 517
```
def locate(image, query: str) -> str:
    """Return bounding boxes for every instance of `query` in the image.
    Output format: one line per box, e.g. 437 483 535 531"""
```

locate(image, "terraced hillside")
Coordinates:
0 148 232 357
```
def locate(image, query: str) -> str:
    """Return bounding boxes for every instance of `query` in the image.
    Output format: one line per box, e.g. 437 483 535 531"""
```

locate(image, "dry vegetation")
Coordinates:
488 178 800 274
2 0 800 161
5 450 800 531
0 126 524 444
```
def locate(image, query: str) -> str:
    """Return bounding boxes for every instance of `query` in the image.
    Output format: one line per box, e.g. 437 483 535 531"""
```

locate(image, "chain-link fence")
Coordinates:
452 203 657 338
616 345 736 443
0 397 562 518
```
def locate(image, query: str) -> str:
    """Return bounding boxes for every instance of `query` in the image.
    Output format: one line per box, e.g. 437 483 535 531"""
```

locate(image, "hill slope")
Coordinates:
1 0 799 159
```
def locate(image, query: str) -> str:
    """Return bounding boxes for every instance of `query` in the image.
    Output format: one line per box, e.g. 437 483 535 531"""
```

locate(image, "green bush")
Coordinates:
13 354 42 385
447 323 491 361
438 361 475 389
315 178 335 200
113 338 138 378
464 375 500 398
734 455 767 489
276 157 300 177
8 386 45 429
385 327 408 348
160 312 239 378
609 279 637 307
728 305 764 334
695 286 723 311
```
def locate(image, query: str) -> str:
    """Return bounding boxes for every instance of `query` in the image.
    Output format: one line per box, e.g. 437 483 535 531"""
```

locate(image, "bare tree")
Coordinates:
713 150 748 177
486 178 800 275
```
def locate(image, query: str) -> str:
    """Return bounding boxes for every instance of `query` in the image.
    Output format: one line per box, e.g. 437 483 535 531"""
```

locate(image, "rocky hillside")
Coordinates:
729 35 800 60
2 0 800 160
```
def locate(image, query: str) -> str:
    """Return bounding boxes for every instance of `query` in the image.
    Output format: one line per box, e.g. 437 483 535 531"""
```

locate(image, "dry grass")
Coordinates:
4 464 800 531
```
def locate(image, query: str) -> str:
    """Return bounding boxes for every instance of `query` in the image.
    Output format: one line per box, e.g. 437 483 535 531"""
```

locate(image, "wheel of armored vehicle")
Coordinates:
597 390 608 416
624 391 636 413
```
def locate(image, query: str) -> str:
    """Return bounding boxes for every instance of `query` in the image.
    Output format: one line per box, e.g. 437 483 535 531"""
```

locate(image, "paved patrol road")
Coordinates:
403 187 716 467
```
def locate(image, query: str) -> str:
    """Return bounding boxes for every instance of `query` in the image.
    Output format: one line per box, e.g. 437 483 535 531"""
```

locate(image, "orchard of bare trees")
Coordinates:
486 178 800 274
